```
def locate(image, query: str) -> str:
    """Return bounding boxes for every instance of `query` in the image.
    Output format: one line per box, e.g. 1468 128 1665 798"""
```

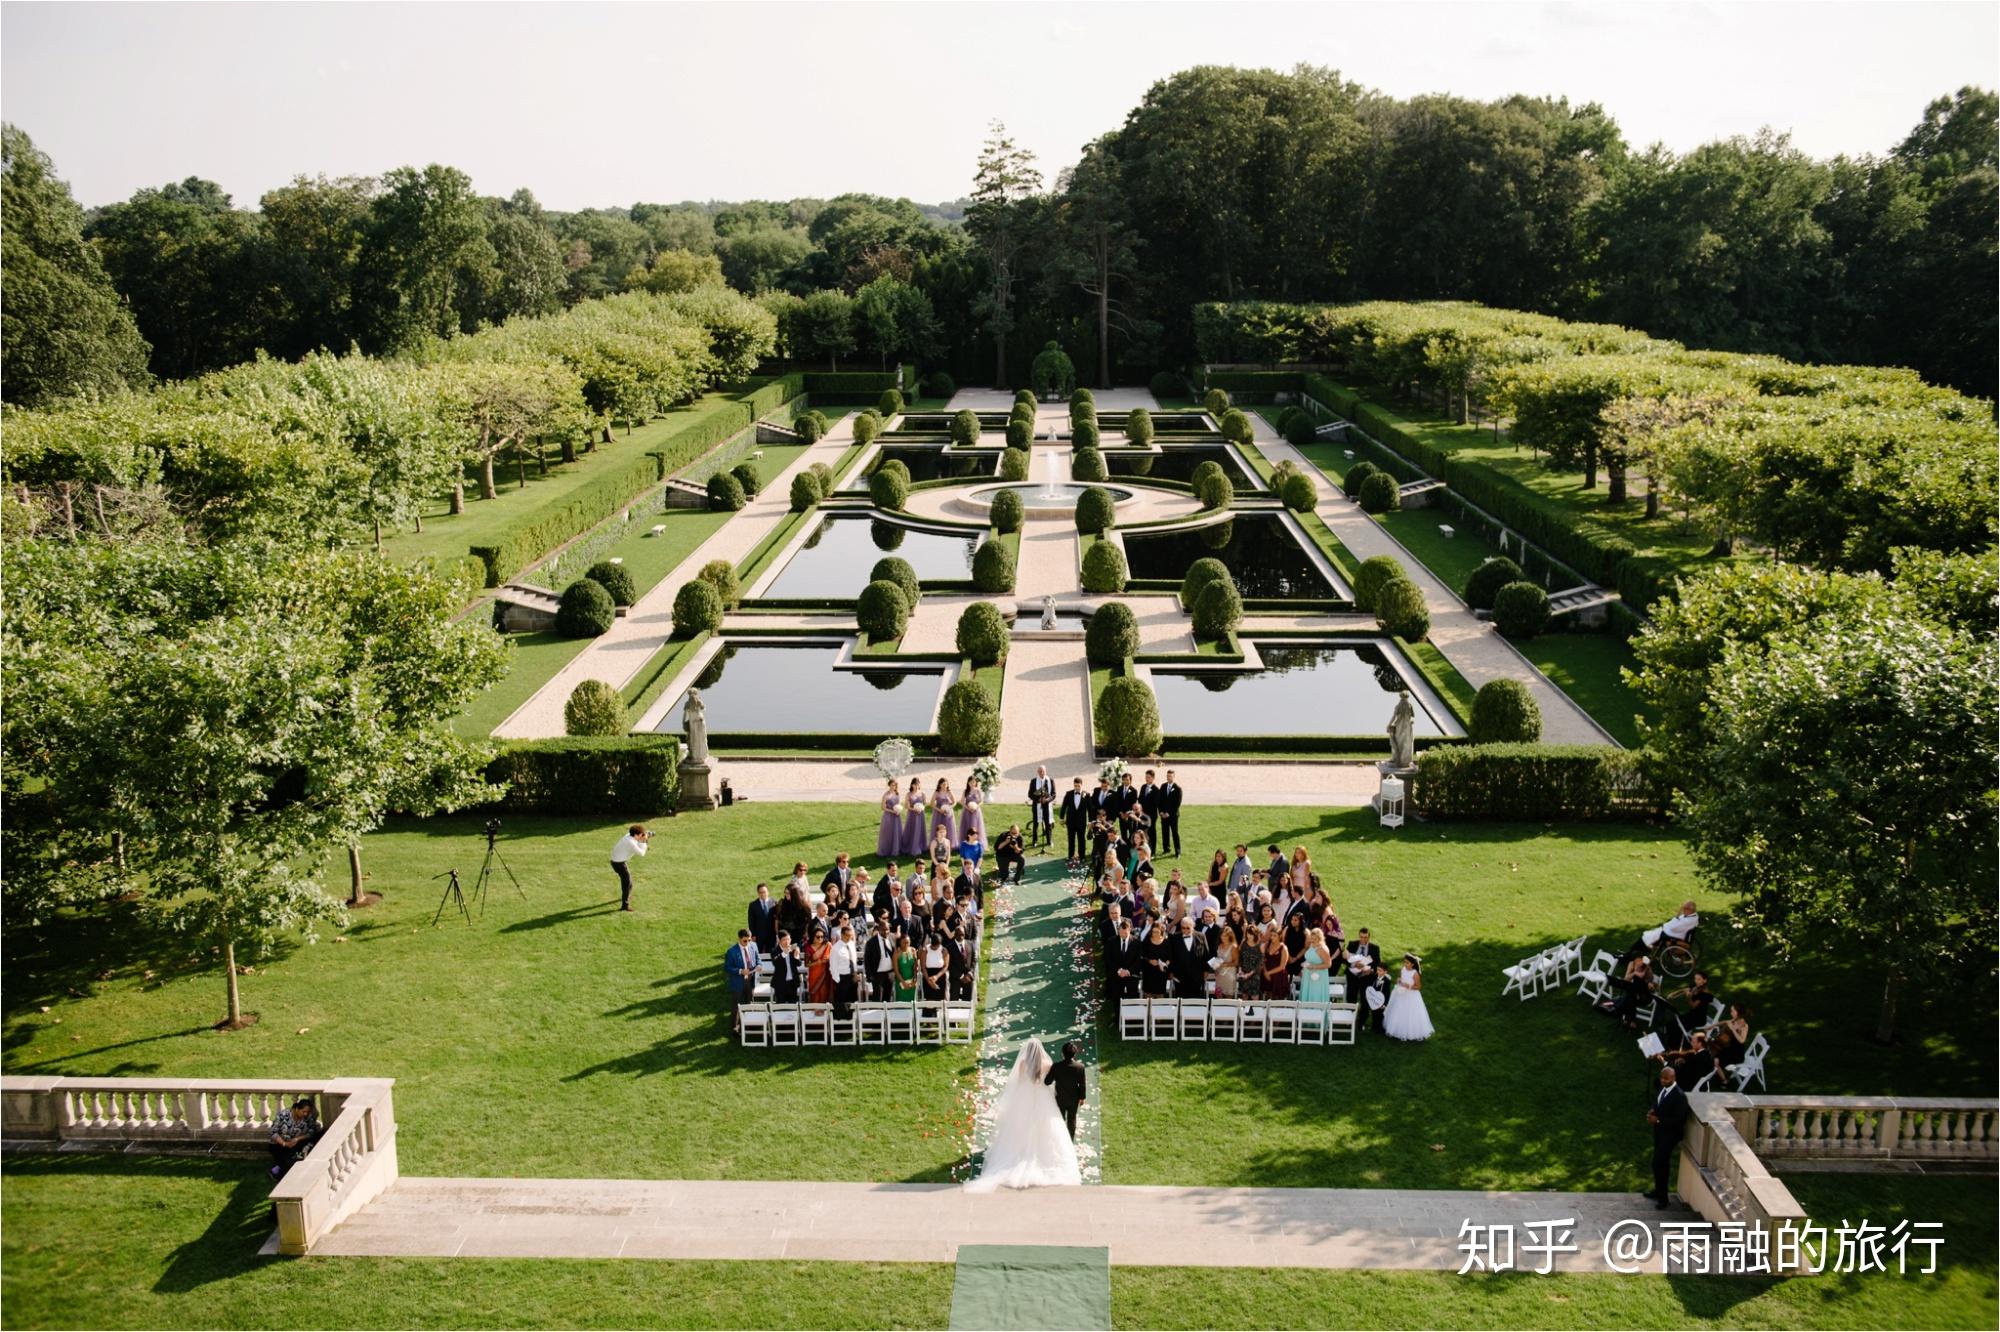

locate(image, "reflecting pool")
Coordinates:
1106 446 1254 489
869 447 998 483
1121 514 1337 598
1149 643 1446 737
761 516 981 598
663 644 947 734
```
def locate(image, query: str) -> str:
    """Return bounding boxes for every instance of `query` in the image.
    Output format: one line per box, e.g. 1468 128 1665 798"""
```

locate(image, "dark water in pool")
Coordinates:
664 644 946 734
1150 644 1446 737
762 516 980 598
1106 446 1252 489
1121 514 1334 598
870 447 997 483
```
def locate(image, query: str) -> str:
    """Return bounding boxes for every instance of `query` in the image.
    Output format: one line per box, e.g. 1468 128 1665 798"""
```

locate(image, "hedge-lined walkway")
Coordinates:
1248 417 1615 746
494 414 854 739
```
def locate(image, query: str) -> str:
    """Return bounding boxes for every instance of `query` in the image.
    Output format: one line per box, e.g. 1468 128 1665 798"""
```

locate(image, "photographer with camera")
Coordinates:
610 824 652 912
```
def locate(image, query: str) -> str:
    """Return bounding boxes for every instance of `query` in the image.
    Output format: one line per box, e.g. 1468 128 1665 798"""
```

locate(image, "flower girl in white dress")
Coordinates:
1382 952 1435 1042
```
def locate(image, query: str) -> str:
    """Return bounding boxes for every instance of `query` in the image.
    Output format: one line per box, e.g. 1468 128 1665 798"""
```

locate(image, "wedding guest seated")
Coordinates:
1600 956 1658 1029
1665 970 1716 1038
994 825 1026 884
1617 900 1700 969
1654 1030 1717 1090
267 1098 322 1180
1704 1003 1752 1067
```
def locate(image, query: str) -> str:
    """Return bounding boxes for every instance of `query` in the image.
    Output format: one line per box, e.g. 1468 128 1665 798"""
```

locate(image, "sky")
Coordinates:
3 1 1995 211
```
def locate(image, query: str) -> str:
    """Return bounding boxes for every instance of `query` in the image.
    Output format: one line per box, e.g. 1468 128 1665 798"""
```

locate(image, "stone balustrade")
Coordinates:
2 1074 397 1256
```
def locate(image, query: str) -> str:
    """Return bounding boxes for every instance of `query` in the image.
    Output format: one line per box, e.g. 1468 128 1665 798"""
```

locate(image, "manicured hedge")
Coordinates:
483 736 682 817
1411 743 1659 821
1204 371 1303 397
803 371 902 403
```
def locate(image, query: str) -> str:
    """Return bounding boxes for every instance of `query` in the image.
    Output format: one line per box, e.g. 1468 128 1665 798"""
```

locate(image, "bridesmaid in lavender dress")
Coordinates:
958 779 987 847
929 778 957 848
902 778 928 858
877 779 903 859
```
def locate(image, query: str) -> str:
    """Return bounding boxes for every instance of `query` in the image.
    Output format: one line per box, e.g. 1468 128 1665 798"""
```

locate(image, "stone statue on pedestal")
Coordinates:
679 687 716 810
1040 595 1058 631
1387 690 1416 770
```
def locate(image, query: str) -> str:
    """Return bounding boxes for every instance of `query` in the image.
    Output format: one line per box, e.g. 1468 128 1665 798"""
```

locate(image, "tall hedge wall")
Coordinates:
482 735 682 817
1411 743 1660 821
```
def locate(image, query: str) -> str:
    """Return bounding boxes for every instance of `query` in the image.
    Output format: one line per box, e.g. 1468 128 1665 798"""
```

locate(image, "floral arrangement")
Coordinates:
1099 756 1129 787
873 737 915 779
971 755 1002 795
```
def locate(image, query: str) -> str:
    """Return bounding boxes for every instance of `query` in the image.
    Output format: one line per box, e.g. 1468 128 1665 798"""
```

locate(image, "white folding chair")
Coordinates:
1690 1067 1718 1094
800 1003 832 1045
886 1002 916 1044
1177 999 1210 1041
915 1001 945 1043
1326 1002 1360 1046
1634 997 1659 1028
1555 936 1591 989
855 1002 889 1045
770 1003 802 1046
1330 976 1348 1004
1295 1003 1330 1046
739 1003 772 1046
1239 1003 1268 1042
1209 1000 1241 1041
1147 999 1179 1040
1731 1034 1770 1091
945 1000 976 1043
829 1005 857 1046
1501 953 1542 1001
1120 999 1149 1040
1575 949 1619 1003
1266 1000 1299 1043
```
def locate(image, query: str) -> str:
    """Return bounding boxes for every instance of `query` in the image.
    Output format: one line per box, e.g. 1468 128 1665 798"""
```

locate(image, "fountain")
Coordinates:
1042 449 1060 500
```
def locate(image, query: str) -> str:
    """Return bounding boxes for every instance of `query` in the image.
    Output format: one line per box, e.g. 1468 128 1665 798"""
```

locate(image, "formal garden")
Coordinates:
3 40 1996 1332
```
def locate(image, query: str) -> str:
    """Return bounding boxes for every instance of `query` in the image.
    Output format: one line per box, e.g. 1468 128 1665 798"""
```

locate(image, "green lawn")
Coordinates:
1522 632 1649 747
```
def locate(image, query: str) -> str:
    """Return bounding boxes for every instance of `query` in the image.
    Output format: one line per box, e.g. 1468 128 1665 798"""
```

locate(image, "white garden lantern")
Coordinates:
1378 775 1406 829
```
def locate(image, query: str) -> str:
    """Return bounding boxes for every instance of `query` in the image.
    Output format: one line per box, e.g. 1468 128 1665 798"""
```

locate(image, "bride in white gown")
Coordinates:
964 1038 1082 1192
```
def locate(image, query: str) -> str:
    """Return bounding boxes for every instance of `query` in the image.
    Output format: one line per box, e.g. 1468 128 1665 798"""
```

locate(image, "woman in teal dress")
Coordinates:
1298 926 1333 1004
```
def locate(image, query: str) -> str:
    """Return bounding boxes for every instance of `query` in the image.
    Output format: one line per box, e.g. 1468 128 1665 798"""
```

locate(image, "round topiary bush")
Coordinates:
1217 408 1253 445
697 558 740 608
1072 418 1100 450
1030 341 1076 399
990 487 1025 534
1072 448 1107 482
1096 675 1161 756
563 679 627 737
878 388 904 417
1005 417 1034 450
924 371 956 398
1278 468 1319 512
1150 371 1182 400
852 410 883 446
1353 555 1407 613
1283 413 1317 446
1463 556 1525 611
869 466 908 511
999 448 1030 481
1203 387 1232 417
937 678 1001 754
1192 578 1244 641
1192 459 1234 511
1470 678 1544 743
956 601 1009 666
1076 486 1116 536
1070 387 1094 410
1125 408 1154 446
1181 557 1232 607
1085 601 1140 667
877 456 911 485
789 469 823 512
706 471 746 511
585 559 635 606
1015 387 1037 408
1374 577 1430 642
951 409 981 447
1277 406 1305 435
670 578 722 639
794 411 827 443
807 461 834 494
857 578 910 644
1342 459 1380 499
556 577 616 638
1492 580 1551 640
1357 471 1400 514
730 460 761 498
1081 539 1128 594
869 556 920 608
972 538 1015 593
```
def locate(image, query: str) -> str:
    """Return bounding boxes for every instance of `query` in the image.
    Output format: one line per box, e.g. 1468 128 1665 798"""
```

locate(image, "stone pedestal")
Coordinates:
678 759 717 812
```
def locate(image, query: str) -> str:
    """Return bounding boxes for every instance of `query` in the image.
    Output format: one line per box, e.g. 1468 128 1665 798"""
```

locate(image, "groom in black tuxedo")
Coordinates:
1043 1042 1087 1139
1059 778 1091 866
1106 918 1142 998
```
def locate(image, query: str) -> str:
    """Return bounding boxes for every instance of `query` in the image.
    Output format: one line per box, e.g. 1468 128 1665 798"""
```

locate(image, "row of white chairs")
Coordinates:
739 999 975 1047
1500 936 1591 1000
1118 998 1361 1045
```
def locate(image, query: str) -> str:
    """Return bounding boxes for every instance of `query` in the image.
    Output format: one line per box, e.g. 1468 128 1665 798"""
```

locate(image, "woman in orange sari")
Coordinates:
805 925 833 1004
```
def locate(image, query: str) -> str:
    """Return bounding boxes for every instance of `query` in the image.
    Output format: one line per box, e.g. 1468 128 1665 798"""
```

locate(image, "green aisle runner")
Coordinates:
967 857 1102 1182
948 1245 1111 1332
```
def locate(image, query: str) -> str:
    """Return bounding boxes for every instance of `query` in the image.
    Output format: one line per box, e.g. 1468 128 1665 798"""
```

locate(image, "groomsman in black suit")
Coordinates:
1116 774 1143 839
862 920 898 1000
1138 770 1162 849
1027 766 1056 851
1059 778 1091 867
747 883 779 955
820 853 854 895
1157 771 1184 858
769 931 803 1002
1106 918 1143 998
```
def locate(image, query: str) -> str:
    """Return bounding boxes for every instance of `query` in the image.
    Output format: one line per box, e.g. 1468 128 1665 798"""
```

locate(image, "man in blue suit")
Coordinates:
724 929 761 1033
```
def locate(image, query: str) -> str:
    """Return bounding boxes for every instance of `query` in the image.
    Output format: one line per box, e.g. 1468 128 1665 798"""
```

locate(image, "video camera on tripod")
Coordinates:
432 817 528 926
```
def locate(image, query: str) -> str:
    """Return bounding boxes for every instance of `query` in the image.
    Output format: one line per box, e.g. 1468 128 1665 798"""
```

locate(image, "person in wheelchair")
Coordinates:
1615 899 1700 971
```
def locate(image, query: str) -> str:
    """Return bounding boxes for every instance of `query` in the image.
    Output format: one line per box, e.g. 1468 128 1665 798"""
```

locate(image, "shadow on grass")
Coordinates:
499 900 624 933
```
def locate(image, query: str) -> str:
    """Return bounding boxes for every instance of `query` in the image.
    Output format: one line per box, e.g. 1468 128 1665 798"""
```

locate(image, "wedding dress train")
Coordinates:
964 1038 1082 1192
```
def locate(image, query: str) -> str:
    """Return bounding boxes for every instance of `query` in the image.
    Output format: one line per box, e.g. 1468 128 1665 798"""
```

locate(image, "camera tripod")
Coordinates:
431 825 527 926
